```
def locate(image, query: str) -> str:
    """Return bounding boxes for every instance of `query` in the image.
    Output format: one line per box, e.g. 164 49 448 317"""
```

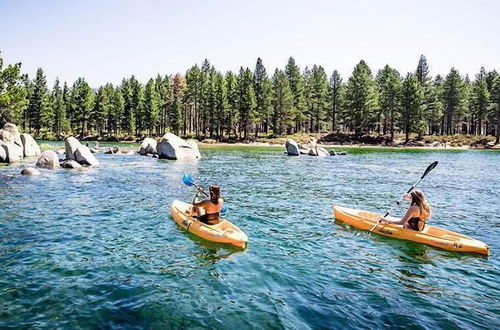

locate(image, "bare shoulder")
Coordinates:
408 205 420 215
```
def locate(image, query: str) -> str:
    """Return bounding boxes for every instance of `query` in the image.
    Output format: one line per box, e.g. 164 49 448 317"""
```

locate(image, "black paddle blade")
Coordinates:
421 161 438 179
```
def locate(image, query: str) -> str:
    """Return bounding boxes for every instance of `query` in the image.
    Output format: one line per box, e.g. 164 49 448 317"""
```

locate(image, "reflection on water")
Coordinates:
0 148 499 328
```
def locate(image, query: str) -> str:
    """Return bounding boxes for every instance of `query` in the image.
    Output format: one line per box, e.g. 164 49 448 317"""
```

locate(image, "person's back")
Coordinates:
192 185 223 225
378 190 431 231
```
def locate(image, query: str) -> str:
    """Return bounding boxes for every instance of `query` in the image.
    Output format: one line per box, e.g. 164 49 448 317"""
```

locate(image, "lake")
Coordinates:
1 146 499 329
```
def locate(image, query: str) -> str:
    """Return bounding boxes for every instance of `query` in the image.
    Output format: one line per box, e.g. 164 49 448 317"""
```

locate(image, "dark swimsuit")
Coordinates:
407 217 425 231
199 212 220 225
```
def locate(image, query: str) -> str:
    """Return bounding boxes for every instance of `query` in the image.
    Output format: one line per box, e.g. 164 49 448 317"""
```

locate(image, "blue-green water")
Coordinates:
1 147 499 329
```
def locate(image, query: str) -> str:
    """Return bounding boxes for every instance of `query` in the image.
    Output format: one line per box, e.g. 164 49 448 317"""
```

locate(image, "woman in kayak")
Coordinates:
192 185 223 225
378 190 431 231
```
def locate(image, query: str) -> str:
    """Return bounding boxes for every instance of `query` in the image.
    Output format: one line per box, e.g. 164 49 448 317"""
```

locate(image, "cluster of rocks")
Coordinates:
0 123 41 163
138 133 201 160
285 139 346 157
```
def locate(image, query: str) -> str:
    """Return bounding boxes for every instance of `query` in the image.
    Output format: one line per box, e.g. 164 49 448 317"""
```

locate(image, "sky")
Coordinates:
1 0 499 87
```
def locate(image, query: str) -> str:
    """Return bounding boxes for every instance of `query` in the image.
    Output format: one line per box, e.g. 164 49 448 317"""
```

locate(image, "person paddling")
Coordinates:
378 190 431 231
192 185 223 225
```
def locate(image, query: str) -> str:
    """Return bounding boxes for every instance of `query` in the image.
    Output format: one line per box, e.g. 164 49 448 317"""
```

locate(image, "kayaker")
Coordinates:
378 190 431 231
192 185 223 225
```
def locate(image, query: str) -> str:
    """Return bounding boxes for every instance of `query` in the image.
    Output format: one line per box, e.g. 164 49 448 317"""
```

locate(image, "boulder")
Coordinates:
90 147 99 153
0 143 6 162
61 160 83 169
285 139 300 156
75 145 100 166
104 146 120 154
21 167 41 176
139 138 157 155
36 150 60 169
1 142 23 163
308 146 329 157
156 133 201 160
21 133 41 157
65 137 82 160
2 123 22 147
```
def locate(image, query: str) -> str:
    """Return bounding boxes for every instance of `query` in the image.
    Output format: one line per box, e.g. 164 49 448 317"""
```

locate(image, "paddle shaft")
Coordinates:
369 161 438 233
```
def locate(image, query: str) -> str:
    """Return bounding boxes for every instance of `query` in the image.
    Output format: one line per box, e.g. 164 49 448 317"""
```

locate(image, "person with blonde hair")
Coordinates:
378 190 431 231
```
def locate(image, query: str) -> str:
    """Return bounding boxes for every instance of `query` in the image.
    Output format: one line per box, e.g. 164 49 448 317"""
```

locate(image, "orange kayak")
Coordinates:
333 206 489 256
170 200 248 249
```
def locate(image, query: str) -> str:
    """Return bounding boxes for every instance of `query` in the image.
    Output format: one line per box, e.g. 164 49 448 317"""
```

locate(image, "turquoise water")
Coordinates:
1 147 499 329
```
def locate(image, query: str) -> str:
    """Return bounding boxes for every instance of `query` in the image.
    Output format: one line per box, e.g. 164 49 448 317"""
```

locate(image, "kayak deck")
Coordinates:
333 206 489 256
170 200 248 249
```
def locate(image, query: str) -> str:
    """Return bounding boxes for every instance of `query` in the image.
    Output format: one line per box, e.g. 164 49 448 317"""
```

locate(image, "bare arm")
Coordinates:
380 206 418 225
193 199 210 207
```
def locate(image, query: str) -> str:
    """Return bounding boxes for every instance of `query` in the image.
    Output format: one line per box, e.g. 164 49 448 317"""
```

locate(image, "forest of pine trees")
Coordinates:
1 52 500 144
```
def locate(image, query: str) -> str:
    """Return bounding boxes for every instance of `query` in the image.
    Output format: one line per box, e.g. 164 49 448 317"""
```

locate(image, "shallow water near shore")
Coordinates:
1 147 499 328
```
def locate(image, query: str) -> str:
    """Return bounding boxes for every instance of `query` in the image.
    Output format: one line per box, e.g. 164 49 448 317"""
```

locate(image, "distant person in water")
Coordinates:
192 185 223 225
378 190 431 231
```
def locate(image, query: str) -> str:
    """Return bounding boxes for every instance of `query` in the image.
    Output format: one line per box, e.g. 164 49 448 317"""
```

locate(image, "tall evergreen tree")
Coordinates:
225 71 239 138
71 77 93 136
129 76 144 135
307 65 329 133
328 70 343 132
170 73 186 134
143 79 160 134
92 85 112 135
400 73 424 143
120 78 135 135
110 87 125 135
237 67 256 140
470 68 490 135
51 78 70 136
271 69 294 135
285 57 306 133
442 68 467 135
253 58 273 135
376 65 401 141
344 60 378 135
28 68 52 132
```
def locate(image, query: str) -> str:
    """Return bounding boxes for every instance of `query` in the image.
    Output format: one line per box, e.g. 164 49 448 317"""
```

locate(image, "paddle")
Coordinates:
182 173 227 214
368 161 438 234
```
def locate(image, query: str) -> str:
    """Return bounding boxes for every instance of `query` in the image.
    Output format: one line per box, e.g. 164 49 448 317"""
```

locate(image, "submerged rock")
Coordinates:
21 167 41 176
75 145 99 166
157 133 200 160
21 133 41 157
139 138 157 155
36 150 60 169
308 146 329 157
285 139 300 156
61 160 83 169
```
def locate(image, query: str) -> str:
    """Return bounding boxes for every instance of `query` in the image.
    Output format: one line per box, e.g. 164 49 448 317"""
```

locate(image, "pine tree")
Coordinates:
415 55 430 85
28 68 52 132
129 76 144 135
308 65 328 132
237 67 256 140
376 65 401 141
110 87 125 135
143 78 160 135
120 78 135 135
271 69 294 135
71 77 93 137
344 60 378 135
62 82 72 132
52 78 70 136
0 52 28 126
470 68 491 135
442 68 467 135
328 70 343 132
92 85 112 135
156 74 172 135
214 72 228 140
184 67 200 135
253 58 273 135
400 73 424 143
426 75 444 135
285 57 306 132
493 75 500 143
225 71 239 138
170 73 186 134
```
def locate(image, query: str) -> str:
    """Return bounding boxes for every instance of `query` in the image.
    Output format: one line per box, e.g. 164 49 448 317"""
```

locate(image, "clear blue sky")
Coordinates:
1 0 499 87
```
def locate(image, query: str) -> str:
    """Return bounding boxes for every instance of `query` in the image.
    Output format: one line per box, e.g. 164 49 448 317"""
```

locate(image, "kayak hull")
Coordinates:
333 206 489 256
170 200 248 249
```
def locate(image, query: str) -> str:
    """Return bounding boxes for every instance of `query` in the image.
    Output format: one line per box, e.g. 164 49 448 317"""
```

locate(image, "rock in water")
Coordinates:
0 142 23 163
285 139 300 156
75 145 100 166
61 160 83 169
157 133 201 160
21 133 41 157
65 137 81 160
2 123 23 147
0 143 6 162
139 138 157 155
36 150 60 169
21 167 41 176
308 147 329 157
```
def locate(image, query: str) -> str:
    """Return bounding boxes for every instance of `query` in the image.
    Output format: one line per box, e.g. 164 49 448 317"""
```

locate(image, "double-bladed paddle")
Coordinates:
182 173 227 214
368 161 438 234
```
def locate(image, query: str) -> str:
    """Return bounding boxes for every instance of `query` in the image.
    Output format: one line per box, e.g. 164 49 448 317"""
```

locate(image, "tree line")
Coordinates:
1 51 499 143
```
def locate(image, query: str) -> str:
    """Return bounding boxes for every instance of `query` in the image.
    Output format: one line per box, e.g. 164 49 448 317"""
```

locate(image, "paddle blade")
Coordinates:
182 173 194 186
221 205 228 214
421 161 438 179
